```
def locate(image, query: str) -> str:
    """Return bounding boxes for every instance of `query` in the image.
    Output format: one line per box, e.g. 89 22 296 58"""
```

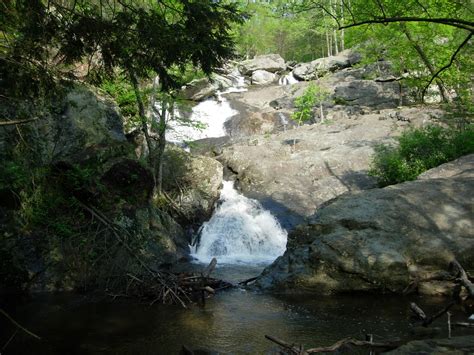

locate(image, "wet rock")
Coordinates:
255 156 474 295
239 54 286 75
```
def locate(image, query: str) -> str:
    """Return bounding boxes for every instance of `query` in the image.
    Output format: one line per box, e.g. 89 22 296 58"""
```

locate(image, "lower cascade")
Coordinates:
191 181 287 264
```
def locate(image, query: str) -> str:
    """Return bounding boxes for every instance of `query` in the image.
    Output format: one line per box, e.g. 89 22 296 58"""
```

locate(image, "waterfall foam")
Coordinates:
191 181 287 265
278 73 299 85
167 93 238 144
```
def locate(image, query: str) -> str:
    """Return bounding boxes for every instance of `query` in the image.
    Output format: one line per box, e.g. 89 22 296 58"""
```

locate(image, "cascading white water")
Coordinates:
191 181 287 265
278 73 299 85
166 93 238 144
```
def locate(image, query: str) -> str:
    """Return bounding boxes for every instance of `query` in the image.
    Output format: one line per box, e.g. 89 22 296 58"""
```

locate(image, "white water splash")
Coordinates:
166 94 238 144
279 73 299 86
191 181 287 265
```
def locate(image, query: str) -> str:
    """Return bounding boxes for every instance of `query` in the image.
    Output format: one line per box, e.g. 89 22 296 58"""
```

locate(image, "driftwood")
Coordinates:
0 309 41 341
265 335 401 354
450 260 474 298
410 260 473 327
76 202 233 308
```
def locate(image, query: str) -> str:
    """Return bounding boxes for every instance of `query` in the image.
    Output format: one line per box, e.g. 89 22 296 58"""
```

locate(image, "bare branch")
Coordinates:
338 17 474 32
0 309 41 340
0 117 39 126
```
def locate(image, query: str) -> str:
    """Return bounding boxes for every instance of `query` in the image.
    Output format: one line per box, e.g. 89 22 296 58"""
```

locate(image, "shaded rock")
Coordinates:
101 159 154 204
239 54 286 75
333 80 401 109
181 78 218 101
163 147 223 226
40 84 129 164
255 156 474 295
251 70 277 85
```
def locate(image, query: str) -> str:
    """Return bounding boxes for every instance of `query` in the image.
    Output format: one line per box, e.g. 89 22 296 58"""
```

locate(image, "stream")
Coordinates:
1 76 469 354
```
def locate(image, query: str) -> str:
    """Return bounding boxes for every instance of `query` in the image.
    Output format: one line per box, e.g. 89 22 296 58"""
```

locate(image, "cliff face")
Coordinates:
0 83 223 293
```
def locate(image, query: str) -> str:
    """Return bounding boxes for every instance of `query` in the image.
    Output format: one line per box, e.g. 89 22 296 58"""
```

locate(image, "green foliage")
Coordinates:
369 125 474 186
291 84 330 125
233 1 333 62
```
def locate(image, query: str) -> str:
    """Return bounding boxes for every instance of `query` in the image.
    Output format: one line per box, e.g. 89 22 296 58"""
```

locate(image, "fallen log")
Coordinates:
265 335 402 354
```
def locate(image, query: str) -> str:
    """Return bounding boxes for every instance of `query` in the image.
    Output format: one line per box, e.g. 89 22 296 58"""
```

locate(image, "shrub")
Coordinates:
369 125 474 186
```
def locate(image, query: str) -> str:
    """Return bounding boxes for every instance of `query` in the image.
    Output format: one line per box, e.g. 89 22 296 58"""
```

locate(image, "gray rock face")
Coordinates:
220 107 439 223
292 49 361 81
255 155 474 295
251 70 277 85
34 84 128 164
333 80 401 108
239 54 286 75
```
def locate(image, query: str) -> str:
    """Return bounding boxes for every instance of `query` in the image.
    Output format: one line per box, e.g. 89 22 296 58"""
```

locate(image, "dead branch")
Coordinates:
0 309 41 340
202 257 217 278
265 335 305 355
265 334 401 354
0 117 39 126
450 259 474 298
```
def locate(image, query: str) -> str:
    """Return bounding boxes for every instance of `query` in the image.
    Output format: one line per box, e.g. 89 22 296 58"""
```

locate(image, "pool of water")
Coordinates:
1 265 472 354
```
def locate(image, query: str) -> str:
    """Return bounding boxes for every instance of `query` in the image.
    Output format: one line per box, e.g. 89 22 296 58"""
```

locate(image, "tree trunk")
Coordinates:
320 102 324 122
155 99 168 195
401 26 449 103
340 0 345 50
326 30 331 57
129 70 158 198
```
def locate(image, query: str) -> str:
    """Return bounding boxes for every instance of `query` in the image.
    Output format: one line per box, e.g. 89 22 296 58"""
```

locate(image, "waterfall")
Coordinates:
166 93 237 144
278 73 299 86
191 181 287 265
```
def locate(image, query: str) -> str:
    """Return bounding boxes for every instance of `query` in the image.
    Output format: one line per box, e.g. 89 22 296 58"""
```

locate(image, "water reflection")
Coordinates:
2 268 472 354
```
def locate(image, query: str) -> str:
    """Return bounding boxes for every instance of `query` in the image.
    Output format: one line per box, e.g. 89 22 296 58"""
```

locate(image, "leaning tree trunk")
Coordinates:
401 26 449 103
129 70 158 198
155 99 168 195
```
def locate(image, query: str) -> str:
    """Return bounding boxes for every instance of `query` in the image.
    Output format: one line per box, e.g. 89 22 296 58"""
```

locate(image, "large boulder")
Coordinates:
292 49 361 81
255 155 474 295
163 147 223 227
239 54 286 75
251 70 277 85
333 80 401 109
35 84 129 164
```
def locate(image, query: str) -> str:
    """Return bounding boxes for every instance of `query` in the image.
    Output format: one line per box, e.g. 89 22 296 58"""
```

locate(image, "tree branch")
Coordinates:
0 117 39 126
338 17 474 32
0 309 41 340
422 32 473 102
